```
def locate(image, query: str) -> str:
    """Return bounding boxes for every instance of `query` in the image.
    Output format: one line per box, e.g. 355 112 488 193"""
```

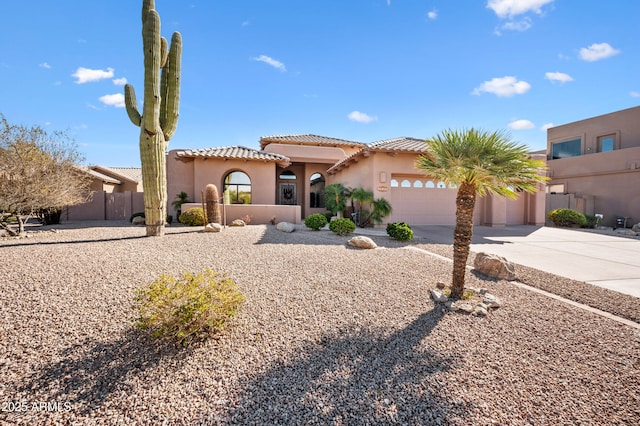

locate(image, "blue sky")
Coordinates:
1 0 638 167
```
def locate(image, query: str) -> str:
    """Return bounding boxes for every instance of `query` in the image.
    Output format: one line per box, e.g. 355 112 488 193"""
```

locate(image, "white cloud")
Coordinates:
386 0 391 5
487 0 554 18
39 62 51 69
545 71 573 83
472 76 531 97
579 43 620 62
99 93 125 108
508 119 535 130
540 123 554 131
348 111 377 123
112 77 128 86
427 10 437 20
72 67 115 84
252 55 286 72
496 18 532 34
630 91 640 98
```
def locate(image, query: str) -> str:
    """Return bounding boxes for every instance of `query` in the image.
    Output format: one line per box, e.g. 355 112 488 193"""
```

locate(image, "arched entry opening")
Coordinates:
309 172 325 208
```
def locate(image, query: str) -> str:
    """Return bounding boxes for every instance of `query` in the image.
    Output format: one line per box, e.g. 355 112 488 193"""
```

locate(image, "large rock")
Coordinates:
132 216 145 225
632 222 640 233
230 219 246 227
347 235 377 249
473 252 516 280
204 223 223 233
276 222 296 233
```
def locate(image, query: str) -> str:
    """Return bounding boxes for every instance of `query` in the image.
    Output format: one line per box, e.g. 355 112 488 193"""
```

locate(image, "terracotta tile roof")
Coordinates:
175 146 291 167
106 167 143 183
260 134 365 149
367 137 427 152
84 167 121 184
327 137 428 174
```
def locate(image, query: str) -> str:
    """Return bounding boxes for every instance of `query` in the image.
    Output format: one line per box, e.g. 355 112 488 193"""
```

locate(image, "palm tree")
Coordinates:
416 128 548 299
171 191 190 218
324 183 348 218
350 187 373 226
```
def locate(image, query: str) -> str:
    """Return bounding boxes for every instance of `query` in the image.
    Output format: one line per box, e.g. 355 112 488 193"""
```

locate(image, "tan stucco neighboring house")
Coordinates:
546 105 640 227
88 166 143 193
167 133 546 227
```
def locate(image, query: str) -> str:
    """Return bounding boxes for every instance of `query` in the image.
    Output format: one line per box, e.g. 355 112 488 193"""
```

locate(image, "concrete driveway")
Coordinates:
411 225 640 299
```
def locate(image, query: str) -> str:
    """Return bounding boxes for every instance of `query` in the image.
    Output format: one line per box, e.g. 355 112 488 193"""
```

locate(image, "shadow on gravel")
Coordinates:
222 308 471 424
18 329 188 414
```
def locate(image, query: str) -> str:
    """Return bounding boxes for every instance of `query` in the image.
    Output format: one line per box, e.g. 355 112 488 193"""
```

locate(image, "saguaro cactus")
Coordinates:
125 0 182 237
205 184 221 225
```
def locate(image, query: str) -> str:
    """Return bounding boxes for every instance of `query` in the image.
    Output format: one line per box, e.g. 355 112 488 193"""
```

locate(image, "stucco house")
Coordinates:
546 105 640 227
167 134 546 227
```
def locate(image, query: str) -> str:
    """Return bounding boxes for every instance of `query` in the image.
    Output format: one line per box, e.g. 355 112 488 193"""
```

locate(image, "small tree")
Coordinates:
416 128 548 299
0 115 92 236
171 191 190 217
324 183 348 218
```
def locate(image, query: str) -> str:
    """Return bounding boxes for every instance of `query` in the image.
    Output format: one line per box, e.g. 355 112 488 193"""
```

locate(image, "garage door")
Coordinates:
388 175 457 225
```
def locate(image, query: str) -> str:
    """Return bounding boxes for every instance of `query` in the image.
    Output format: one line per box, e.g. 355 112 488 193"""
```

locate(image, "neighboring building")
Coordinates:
65 166 144 221
546 105 640 227
87 166 143 193
168 134 546 226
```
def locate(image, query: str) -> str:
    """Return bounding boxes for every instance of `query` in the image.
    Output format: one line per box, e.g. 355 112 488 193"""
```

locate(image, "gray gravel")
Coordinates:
1 222 639 425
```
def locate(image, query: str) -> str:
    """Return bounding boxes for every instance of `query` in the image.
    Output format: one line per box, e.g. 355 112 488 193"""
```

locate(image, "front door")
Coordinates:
279 183 297 205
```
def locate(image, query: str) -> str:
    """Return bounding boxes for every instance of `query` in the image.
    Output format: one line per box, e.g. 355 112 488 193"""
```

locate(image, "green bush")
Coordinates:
304 213 329 230
322 211 334 222
166 215 173 224
134 268 246 346
583 214 597 229
547 208 587 227
386 221 414 241
329 218 356 236
179 207 205 226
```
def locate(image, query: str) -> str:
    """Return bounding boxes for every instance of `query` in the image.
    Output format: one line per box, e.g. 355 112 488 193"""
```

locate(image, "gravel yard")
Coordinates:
1 222 639 425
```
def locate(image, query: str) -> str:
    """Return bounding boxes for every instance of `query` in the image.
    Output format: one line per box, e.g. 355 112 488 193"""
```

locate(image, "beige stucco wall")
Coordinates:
547 106 640 226
180 203 301 225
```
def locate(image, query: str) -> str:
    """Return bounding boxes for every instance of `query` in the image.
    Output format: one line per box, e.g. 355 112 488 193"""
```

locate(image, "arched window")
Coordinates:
279 170 297 180
224 171 251 204
449 183 458 189
413 180 423 188
401 179 411 188
310 173 325 208
425 180 435 188
390 179 399 187
437 181 446 189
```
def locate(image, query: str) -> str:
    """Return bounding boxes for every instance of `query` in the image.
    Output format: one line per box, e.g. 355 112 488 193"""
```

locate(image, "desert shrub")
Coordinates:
130 212 145 223
582 214 597 229
322 211 333 221
547 208 587 227
179 207 205 226
305 213 328 230
166 215 173 224
329 218 356 236
386 221 414 241
134 268 246 346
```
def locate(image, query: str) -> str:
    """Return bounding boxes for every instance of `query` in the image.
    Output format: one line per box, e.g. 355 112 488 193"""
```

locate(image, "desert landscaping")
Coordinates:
1 221 638 425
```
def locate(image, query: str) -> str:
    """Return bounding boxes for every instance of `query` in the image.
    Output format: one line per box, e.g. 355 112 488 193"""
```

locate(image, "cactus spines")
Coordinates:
125 0 182 237
205 184 222 225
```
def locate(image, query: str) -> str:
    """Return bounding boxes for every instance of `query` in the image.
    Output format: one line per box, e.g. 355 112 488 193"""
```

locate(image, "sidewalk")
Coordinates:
410 225 640 299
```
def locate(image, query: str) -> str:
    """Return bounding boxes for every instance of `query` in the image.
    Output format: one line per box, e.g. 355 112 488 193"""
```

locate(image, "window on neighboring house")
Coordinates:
223 171 251 204
597 135 615 153
551 138 582 159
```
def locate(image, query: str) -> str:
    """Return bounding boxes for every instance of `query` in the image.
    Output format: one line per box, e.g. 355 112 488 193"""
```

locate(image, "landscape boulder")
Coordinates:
473 252 516 280
230 219 246 227
276 222 296 233
204 223 223 233
132 216 146 226
347 235 378 249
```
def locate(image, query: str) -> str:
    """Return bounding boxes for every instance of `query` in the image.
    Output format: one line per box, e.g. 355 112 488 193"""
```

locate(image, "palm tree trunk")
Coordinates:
451 182 476 299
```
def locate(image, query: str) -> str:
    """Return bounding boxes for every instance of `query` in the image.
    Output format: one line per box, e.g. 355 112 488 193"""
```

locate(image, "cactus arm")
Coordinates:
160 31 182 141
124 84 141 126
142 9 161 134
160 37 168 68
142 0 155 23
